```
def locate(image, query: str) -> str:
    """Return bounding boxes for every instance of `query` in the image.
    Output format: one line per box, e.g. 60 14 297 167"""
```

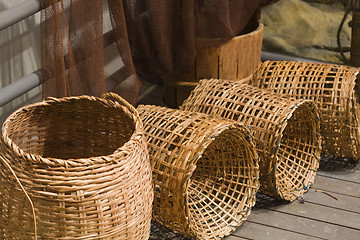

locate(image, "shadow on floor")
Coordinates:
319 155 359 171
149 221 193 240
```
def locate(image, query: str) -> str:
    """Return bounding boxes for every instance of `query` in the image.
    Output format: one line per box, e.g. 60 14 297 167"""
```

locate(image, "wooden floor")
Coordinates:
140 81 360 240
225 157 360 240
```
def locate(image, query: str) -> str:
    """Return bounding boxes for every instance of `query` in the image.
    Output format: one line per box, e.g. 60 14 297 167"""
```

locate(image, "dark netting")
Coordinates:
40 0 277 104
41 0 105 98
125 0 278 79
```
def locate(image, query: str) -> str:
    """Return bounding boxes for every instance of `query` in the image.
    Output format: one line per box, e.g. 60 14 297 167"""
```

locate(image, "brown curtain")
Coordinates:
41 0 105 98
126 0 278 79
40 0 277 103
40 0 140 104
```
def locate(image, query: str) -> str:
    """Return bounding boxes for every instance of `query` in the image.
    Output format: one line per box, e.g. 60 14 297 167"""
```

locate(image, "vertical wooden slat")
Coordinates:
351 11 360 66
195 46 220 81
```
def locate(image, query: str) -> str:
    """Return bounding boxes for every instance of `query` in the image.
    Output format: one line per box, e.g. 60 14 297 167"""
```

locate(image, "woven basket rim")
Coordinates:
184 122 259 235
269 98 318 153
271 99 321 199
1 95 143 166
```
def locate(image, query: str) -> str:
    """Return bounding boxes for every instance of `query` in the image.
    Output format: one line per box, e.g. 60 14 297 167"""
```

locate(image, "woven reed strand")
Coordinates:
249 61 360 161
180 79 321 201
137 105 259 240
0 95 153 239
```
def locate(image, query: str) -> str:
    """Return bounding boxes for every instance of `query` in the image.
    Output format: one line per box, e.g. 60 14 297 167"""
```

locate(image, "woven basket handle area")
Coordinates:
101 92 140 120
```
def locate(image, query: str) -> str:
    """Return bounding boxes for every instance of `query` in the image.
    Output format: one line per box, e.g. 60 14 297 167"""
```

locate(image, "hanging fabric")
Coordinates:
40 0 277 103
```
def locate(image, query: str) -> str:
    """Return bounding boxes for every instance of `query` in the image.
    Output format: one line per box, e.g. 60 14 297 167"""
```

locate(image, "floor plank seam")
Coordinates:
265 208 360 231
303 200 360 214
238 220 328 240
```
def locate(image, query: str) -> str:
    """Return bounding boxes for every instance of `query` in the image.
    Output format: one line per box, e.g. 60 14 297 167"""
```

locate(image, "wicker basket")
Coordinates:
163 23 264 108
250 61 360 161
180 79 321 201
137 105 259 240
0 94 153 239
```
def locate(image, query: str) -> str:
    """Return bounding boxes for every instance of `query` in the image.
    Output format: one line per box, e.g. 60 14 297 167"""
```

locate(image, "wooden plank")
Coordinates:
196 46 219 80
317 168 360 183
242 208 360 240
230 221 324 240
314 175 360 198
303 188 360 213
223 235 251 240
267 199 360 230
219 40 238 80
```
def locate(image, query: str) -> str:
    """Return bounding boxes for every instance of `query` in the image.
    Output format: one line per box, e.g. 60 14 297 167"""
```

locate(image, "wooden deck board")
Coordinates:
316 169 360 183
234 207 360 240
228 221 325 240
312 175 360 198
303 189 360 213
228 166 360 240
267 200 360 230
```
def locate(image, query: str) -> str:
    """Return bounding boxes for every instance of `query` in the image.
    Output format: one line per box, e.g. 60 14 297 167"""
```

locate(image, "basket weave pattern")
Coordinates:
250 61 360 160
137 105 259 240
181 79 321 201
0 95 153 239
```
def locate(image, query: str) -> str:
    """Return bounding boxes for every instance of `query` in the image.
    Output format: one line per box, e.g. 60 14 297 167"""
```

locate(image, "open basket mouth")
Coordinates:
187 128 259 239
1 96 136 163
180 79 322 202
271 100 321 201
137 105 259 240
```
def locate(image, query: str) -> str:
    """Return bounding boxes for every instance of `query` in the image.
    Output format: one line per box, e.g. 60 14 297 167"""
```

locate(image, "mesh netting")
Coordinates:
40 0 140 104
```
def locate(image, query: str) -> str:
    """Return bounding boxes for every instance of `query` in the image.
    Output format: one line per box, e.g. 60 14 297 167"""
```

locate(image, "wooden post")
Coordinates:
351 10 360 66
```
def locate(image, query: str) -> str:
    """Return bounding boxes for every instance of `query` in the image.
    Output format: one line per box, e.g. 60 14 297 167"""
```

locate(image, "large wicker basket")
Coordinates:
249 61 360 161
0 94 153 239
181 79 321 201
137 105 259 240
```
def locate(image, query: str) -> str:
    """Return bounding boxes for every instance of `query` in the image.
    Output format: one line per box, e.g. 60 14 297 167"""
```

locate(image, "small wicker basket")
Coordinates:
181 79 321 201
0 94 153 239
137 105 259 240
249 61 360 161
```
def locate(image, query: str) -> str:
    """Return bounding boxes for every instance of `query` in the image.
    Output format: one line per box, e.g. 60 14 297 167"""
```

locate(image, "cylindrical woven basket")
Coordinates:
137 105 259 240
180 79 321 201
0 94 153 239
249 61 360 161
163 23 264 108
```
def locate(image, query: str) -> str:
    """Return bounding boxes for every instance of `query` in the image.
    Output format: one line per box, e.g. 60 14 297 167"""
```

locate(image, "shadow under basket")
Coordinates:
0 94 153 239
250 60 360 161
137 105 259 240
180 79 322 202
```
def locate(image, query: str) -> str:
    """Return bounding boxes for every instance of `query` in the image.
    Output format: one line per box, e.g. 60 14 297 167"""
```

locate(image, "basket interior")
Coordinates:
275 103 319 199
187 129 258 238
4 98 135 159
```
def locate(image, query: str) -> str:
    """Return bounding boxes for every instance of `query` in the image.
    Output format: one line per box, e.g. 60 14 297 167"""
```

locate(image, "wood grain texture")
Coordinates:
313 175 360 198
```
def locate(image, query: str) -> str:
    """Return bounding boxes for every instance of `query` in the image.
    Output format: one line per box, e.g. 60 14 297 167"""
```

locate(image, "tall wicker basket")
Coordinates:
181 79 321 201
137 105 259 240
249 61 360 161
0 94 153 239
